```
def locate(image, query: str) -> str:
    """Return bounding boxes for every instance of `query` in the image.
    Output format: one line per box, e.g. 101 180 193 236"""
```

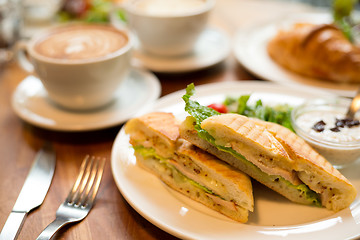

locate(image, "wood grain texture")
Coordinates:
0 65 252 240
0 0 283 238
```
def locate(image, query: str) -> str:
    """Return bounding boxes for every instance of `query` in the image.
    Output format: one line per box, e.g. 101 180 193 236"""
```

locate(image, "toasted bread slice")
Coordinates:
180 114 357 211
253 119 357 212
201 114 300 185
125 112 254 222
125 112 180 158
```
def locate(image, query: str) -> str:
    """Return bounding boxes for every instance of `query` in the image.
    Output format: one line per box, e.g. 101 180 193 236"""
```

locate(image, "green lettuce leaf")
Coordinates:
182 83 221 141
182 83 220 124
224 95 294 132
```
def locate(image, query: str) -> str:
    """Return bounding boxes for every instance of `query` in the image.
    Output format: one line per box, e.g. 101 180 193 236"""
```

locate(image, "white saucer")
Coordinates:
132 28 231 73
11 68 161 131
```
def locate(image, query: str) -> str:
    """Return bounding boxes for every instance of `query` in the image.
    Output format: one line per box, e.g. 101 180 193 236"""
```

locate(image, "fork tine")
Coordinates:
66 155 90 204
79 157 99 206
69 156 106 207
86 157 106 207
73 156 94 205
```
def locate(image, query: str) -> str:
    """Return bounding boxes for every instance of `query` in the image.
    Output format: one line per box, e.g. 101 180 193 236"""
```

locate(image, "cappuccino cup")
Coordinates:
121 0 215 57
18 24 132 110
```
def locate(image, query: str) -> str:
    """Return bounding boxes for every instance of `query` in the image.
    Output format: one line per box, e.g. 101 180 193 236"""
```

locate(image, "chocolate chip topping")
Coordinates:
312 120 326 132
313 118 359 132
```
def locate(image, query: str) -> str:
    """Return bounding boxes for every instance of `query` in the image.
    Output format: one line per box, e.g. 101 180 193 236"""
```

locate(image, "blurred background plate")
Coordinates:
131 28 231 73
233 12 358 98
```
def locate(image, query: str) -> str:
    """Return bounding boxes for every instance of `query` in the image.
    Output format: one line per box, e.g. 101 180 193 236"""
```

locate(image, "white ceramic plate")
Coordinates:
11 68 161 131
132 28 231 73
233 12 358 98
111 81 360 240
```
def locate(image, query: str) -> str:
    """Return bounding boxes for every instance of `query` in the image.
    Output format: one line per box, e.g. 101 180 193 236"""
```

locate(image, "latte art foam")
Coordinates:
34 25 128 61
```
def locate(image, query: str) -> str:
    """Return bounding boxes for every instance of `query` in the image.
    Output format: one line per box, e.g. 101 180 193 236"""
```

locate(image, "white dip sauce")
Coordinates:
295 110 360 168
296 110 360 143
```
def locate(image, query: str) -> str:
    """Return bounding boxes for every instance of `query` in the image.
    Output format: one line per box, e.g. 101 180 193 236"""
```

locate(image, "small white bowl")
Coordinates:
291 98 360 169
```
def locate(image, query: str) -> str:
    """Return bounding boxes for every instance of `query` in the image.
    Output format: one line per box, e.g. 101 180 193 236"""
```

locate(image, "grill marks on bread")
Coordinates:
200 114 357 212
180 116 322 206
202 114 301 185
254 119 357 212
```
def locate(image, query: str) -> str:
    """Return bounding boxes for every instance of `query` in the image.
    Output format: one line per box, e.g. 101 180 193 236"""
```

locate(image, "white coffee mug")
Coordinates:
119 0 215 57
17 23 133 111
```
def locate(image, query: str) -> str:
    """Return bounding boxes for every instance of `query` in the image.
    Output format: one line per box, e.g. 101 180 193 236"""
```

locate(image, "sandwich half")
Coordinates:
124 112 254 223
180 85 357 212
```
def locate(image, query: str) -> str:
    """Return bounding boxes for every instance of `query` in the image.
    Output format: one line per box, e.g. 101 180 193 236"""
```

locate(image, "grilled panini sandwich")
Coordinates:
180 113 357 212
124 112 254 222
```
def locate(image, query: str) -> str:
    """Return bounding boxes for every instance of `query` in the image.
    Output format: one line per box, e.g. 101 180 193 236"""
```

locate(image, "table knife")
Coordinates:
0 143 56 240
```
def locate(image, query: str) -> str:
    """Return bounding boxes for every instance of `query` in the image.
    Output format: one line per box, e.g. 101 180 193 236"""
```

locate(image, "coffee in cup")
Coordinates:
33 25 128 61
123 0 215 57
19 24 132 110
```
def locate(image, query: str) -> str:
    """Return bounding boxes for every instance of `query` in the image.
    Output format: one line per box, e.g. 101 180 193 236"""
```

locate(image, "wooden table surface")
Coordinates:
0 1 316 239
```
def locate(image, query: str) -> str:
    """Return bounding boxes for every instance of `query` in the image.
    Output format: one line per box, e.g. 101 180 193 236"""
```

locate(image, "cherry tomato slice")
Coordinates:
207 103 228 113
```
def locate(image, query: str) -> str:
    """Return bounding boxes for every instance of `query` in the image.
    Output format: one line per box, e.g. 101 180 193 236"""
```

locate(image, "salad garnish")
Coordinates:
182 83 294 131
333 0 360 43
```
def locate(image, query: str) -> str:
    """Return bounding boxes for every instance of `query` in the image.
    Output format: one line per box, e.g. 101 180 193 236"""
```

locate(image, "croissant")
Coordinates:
267 23 360 83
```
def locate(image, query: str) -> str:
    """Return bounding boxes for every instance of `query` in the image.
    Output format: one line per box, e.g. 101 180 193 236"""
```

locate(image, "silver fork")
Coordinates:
36 155 106 240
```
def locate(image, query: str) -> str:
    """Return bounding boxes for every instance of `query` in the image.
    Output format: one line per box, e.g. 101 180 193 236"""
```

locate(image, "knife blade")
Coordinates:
0 143 56 240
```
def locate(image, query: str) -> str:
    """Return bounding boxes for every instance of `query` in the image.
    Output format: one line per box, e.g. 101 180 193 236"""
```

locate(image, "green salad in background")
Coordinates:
184 83 294 132
57 0 126 23
333 0 360 42
222 95 294 132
